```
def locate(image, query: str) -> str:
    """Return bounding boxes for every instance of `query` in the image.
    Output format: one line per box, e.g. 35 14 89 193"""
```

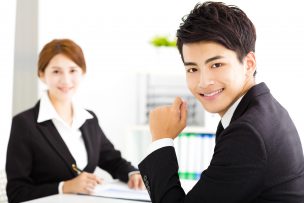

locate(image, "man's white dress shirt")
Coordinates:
145 96 244 157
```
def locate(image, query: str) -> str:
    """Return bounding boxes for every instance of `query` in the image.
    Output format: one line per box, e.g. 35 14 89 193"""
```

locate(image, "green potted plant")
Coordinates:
150 35 177 47
149 35 180 70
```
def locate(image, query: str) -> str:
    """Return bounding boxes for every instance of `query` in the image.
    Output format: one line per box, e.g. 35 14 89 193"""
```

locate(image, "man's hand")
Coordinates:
149 97 187 141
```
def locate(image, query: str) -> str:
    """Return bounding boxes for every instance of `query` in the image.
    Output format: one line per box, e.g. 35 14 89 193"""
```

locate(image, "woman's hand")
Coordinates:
149 97 187 141
63 172 102 194
127 173 145 190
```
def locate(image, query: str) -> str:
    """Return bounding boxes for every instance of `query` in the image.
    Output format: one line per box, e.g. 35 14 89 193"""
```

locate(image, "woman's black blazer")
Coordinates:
6 101 136 203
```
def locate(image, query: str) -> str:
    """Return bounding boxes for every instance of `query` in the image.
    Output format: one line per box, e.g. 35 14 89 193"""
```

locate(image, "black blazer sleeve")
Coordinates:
6 115 60 203
139 83 304 203
139 122 268 203
87 111 136 182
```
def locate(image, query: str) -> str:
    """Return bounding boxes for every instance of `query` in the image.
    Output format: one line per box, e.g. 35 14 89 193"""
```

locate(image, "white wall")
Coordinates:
38 0 200 155
37 0 304 160
0 0 302 169
0 0 16 169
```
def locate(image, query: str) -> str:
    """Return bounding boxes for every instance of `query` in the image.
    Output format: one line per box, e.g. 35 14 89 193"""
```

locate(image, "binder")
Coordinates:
177 131 215 180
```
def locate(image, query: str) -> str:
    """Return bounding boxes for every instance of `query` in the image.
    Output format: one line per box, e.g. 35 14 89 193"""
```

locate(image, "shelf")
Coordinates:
125 124 216 181
128 125 215 134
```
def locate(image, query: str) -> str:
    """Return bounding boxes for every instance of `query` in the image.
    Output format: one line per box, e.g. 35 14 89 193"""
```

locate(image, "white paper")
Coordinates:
92 180 151 202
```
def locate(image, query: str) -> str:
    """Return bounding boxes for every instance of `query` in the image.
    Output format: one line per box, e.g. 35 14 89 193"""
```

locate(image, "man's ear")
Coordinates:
245 52 256 77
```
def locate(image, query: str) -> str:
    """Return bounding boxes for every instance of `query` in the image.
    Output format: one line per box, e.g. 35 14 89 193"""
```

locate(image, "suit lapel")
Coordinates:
33 102 76 175
215 83 270 142
34 100 96 174
80 121 94 171
231 82 270 123
37 121 77 174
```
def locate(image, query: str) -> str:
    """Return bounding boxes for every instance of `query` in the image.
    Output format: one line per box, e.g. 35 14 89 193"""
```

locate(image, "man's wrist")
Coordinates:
145 138 174 157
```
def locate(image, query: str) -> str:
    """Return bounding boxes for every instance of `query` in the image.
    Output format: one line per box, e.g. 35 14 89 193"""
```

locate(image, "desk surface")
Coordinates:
23 180 197 203
23 194 149 203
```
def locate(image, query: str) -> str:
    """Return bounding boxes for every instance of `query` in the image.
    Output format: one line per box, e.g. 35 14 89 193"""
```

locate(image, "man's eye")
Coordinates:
187 68 197 73
211 63 222 68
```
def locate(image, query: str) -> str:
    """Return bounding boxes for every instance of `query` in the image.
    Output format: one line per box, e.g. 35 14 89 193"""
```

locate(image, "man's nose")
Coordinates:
198 70 215 88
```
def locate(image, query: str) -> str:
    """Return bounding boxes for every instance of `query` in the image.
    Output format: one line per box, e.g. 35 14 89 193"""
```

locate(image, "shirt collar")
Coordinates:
221 95 244 129
37 91 60 123
37 91 93 129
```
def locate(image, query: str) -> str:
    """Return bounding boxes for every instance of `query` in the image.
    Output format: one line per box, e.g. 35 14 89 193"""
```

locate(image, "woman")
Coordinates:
6 39 143 203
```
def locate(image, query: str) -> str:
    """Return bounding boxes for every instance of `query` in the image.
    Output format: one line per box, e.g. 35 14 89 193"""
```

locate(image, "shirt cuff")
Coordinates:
58 181 64 194
145 138 174 158
128 170 140 178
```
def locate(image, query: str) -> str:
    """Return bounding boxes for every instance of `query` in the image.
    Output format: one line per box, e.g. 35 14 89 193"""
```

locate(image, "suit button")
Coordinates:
143 175 148 181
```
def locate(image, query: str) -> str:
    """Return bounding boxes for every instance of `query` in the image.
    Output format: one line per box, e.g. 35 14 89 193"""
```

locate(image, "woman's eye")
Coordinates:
187 68 197 73
71 68 81 73
53 70 59 74
211 63 222 68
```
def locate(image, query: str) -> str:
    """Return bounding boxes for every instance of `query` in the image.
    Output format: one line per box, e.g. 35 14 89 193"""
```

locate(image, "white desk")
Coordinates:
23 194 149 203
23 180 197 203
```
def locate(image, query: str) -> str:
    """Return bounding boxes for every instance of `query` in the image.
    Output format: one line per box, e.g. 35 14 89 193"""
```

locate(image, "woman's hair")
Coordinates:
177 1 256 63
38 39 86 76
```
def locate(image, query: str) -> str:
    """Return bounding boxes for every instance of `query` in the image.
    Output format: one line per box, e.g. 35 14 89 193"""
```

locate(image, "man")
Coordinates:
138 2 304 203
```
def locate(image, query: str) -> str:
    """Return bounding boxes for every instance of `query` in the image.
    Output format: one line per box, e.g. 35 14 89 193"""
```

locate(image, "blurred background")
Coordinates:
1 0 304 172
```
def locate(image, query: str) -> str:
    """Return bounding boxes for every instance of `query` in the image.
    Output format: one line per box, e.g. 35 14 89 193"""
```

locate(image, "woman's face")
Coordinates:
39 54 84 104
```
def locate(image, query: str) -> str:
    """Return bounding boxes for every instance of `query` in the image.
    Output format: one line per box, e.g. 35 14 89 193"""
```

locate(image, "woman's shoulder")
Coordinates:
85 109 95 115
83 109 100 123
13 101 40 122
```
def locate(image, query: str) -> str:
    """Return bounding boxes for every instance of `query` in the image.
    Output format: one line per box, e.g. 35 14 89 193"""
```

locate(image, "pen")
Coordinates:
72 164 82 175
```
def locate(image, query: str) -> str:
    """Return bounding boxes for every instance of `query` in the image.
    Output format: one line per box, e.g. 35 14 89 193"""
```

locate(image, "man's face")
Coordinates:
183 41 256 117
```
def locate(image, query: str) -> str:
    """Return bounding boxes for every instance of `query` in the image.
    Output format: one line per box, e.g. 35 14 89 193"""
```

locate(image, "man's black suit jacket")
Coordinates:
139 83 304 203
6 102 136 203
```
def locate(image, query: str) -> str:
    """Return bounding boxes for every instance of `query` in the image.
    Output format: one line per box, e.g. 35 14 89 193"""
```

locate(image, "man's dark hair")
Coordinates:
177 1 256 63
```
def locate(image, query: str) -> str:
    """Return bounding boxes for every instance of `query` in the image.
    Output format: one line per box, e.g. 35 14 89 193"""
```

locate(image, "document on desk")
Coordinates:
92 180 151 202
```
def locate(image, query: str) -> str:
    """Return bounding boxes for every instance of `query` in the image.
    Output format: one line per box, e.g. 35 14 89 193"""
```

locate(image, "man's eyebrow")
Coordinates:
184 62 197 66
184 55 225 66
205 55 224 64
